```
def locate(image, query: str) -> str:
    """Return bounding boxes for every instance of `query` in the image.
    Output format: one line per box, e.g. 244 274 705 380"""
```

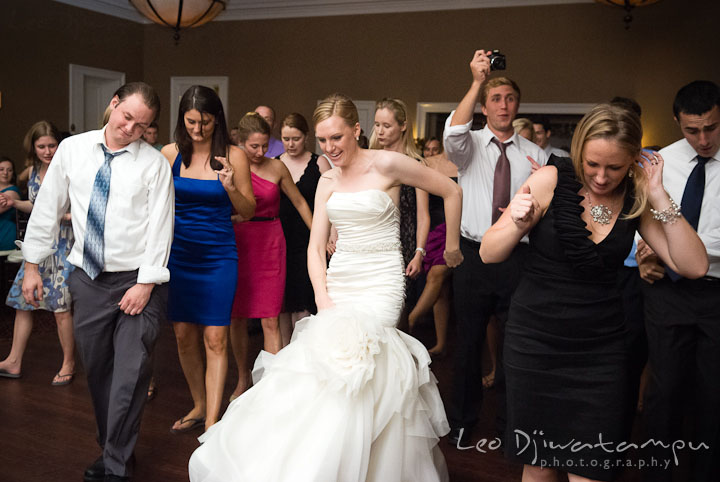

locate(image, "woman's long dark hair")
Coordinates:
174 85 230 170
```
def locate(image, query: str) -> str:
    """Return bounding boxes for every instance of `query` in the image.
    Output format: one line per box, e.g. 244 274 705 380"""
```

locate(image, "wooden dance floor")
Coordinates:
0 307 652 482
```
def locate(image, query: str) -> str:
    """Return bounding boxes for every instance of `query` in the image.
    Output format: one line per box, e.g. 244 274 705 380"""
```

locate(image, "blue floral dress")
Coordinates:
6 168 74 312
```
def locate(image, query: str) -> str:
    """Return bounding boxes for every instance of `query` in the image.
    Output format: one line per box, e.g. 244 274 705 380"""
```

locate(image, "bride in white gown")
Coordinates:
189 93 463 482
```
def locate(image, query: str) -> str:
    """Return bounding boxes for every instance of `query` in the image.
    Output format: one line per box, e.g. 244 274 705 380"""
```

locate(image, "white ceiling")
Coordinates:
55 0 592 23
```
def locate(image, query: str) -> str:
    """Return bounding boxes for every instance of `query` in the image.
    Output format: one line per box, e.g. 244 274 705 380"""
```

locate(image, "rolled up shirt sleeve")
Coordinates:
443 110 475 171
137 159 174 285
21 144 71 264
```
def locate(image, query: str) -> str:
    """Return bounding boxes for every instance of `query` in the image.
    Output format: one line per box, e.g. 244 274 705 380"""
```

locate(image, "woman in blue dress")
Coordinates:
0 121 76 386
161 86 255 434
0 156 21 250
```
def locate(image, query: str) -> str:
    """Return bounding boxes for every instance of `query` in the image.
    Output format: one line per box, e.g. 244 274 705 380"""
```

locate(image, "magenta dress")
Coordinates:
232 172 286 318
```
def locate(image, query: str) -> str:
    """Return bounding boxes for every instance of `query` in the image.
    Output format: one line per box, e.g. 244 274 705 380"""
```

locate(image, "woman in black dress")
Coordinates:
369 98 430 301
276 113 331 346
480 104 707 482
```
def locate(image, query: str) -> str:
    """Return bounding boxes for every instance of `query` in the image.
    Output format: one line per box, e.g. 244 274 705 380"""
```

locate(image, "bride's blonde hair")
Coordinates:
313 93 359 128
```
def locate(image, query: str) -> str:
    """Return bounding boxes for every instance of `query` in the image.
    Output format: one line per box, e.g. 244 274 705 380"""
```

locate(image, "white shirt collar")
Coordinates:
97 126 140 159
480 126 518 148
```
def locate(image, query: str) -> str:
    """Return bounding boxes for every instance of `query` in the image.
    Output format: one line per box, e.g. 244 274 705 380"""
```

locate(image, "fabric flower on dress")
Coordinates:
298 306 385 396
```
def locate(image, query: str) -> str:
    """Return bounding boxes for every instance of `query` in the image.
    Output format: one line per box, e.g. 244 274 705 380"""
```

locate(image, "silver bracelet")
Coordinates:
650 198 682 224
415 247 426 257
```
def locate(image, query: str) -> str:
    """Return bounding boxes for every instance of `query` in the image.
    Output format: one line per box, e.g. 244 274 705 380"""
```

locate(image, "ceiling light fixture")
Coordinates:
595 0 660 29
129 0 226 44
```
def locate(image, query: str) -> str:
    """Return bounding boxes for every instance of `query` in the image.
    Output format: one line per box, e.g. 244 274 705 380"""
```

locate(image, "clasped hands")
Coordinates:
0 192 14 208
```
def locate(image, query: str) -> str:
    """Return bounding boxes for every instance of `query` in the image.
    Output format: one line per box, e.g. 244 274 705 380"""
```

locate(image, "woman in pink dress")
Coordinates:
229 112 313 401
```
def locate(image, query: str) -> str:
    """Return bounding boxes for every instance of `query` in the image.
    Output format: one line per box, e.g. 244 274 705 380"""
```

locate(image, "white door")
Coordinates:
69 64 125 134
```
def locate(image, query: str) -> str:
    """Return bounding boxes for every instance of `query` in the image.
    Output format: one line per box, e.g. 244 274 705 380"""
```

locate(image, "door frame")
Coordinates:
415 102 595 138
69 64 126 134
170 76 229 144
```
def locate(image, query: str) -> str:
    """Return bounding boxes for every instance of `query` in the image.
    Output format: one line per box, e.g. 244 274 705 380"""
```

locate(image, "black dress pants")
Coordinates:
449 237 527 435
642 276 720 482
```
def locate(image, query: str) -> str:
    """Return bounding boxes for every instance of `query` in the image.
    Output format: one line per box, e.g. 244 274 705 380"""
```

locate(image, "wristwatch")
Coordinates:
415 247 426 257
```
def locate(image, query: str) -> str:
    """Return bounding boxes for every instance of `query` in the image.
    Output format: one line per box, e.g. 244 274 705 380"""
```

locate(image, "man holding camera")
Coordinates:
443 49 546 446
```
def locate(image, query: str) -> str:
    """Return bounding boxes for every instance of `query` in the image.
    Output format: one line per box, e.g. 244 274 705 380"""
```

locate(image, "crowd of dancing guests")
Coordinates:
1 54 719 481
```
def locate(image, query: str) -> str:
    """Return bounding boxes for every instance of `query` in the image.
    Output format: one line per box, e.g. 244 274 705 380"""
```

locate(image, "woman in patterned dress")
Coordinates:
0 121 76 386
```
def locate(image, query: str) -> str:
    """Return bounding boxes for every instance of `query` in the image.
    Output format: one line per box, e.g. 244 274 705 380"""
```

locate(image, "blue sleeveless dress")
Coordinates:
167 154 238 326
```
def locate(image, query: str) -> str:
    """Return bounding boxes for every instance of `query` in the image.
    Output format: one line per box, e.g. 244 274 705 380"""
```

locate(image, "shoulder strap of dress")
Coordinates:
172 152 182 176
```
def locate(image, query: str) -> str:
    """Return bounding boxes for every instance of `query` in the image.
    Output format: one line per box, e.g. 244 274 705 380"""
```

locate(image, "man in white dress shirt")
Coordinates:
21 82 174 482
638 80 720 482
443 50 547 446
532 116 569 158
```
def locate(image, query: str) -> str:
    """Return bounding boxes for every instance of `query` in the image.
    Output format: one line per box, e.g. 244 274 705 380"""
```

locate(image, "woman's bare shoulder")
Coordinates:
160 143 179 164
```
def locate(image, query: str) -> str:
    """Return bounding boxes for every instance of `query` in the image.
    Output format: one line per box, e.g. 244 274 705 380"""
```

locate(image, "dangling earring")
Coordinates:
355 136 359 141
628 169 634 178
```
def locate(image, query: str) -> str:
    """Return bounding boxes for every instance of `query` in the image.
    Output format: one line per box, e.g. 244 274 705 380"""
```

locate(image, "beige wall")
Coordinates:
143 0 718 149
0 0 143 166
1 0 717 167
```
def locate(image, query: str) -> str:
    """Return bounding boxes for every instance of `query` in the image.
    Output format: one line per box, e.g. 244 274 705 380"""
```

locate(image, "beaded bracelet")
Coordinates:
650 198 682 224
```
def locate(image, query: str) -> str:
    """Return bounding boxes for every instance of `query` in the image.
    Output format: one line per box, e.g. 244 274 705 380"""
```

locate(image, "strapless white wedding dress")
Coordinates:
189 189 450 482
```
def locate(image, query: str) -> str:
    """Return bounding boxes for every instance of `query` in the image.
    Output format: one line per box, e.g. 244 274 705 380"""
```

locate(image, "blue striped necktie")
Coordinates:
82 145 125 279
666 155 710 281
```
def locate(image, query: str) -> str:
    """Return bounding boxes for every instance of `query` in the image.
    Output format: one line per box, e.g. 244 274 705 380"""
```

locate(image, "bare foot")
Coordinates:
0 359 22 377
171 409 206 433
51 372 75 386
58 363 75 377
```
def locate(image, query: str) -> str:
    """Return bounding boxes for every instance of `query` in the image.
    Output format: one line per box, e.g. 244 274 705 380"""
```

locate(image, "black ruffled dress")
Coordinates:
503 157 638 480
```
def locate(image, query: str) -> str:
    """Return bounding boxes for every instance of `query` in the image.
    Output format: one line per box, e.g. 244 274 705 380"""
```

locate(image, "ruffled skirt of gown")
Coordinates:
189 190 450 481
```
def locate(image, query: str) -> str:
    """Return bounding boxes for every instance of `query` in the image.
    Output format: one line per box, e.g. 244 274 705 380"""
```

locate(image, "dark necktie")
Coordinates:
83 146 125 279
666 155 710 281
681 156 710 231
491 138 513 224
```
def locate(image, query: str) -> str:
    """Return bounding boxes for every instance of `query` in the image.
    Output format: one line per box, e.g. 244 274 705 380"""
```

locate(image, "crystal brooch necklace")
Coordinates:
585 190 613 225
